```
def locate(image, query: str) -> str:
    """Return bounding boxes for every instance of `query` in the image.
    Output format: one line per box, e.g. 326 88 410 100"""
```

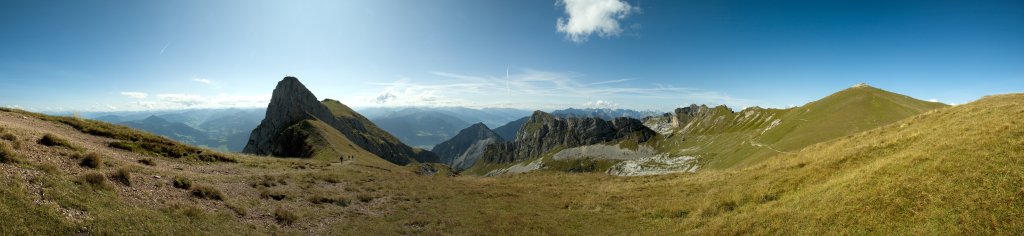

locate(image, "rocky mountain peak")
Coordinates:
244 77 335 156
244 76 439 165
432 123 504 171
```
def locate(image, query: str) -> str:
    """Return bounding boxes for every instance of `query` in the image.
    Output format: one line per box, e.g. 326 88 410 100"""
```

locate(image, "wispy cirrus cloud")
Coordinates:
349 69 758 111
192 78 213 84
120 92 148 99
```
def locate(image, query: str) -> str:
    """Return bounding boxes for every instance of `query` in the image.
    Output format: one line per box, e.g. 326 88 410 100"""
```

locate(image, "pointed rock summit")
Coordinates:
244 76 439 165
243 77 334 155
431 123 504 171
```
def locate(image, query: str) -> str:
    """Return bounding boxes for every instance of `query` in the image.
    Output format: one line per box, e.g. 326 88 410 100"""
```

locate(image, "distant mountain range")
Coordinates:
83 108 264 152
550 108 663 120
358 107 531 149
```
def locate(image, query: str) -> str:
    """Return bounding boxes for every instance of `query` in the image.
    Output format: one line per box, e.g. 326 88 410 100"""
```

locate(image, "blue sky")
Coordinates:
1 0 1021 112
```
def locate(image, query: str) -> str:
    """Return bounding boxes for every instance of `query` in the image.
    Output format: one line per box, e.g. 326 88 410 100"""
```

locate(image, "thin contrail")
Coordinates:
159 44 169 55
506 65 511 97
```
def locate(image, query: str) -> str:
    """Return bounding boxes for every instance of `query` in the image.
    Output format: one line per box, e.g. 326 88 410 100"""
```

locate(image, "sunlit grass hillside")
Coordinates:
0 93 1021 235
657 84 947 169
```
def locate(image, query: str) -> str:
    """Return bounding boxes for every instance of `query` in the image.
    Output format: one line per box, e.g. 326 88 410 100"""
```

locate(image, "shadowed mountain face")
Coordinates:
493 117 528 141
243 77 438 165
481 111 657 164
431 123 504 171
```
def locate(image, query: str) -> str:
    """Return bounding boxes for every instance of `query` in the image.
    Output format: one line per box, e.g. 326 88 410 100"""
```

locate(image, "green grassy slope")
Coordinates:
322 99 437 163
660 93 1024 234
658 84 947 169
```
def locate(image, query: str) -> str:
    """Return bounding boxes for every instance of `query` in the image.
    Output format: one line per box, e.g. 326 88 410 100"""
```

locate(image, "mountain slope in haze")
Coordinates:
243 77 438 165
492 116 528 141
120 115 211 146
648 83 947 169
92 109 265 152
370 109 471 149
358 106 531 128
431 123 504 171
197 109 263 151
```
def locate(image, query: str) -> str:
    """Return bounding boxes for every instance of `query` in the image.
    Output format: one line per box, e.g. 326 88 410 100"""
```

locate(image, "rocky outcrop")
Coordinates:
243 76 438 165
431 123 503 171
480 111 656 164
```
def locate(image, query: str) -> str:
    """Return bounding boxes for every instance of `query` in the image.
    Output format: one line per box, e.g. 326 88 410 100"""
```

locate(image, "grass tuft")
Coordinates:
274 208 298 225
138 158 156 166
190 185 224 201
309 195 351 207
38 133 79 150
78 152 103 168
1 133 16 141
173 176 192 189
111 168 132 186
0 142 22 164
78 172 111 190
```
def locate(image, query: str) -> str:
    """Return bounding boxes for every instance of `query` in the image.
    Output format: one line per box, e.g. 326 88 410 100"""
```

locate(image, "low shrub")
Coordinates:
0 142 21 164
172 176 192 189
38 133 78 150
138 158 156 166
78 173 110 190
309 195 351 207
1 133 16 141
357 193 375 203
260 190 288 201
79 152 103 168
112 168 132 186
191 185 224 201
274 208 298 225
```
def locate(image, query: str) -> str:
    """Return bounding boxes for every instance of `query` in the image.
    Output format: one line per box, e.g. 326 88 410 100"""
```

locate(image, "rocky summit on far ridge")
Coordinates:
431 123 504 171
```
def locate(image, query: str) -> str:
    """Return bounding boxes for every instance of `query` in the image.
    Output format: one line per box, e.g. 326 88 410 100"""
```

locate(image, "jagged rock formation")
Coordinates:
431 123 503 171
243 77 438 165
481 111 656 164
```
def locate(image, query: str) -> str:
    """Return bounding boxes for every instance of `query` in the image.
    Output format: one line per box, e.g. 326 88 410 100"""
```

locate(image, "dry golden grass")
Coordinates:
1 94 1023 235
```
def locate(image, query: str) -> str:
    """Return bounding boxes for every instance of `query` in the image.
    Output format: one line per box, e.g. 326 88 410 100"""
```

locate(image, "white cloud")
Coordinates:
373 91 398 104
193 78 213 84
556 0 638 43
584 99 618 108
365 87 442 105
347 69 758 111
928 98 939 103
120 92 148 99
106 104 118 110
156 94 205 106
